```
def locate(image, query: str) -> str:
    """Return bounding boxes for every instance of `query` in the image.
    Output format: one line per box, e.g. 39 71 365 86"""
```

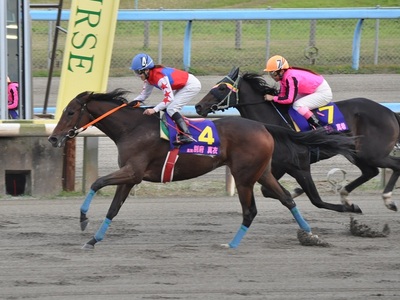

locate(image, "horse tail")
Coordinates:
264 124 356 164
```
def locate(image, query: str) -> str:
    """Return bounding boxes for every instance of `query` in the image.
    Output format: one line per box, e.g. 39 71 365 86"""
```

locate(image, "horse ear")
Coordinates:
228 67 239 80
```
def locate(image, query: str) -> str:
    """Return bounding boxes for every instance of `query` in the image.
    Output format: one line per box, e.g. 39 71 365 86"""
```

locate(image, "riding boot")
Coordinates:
307 113 322 129
171 112 194 145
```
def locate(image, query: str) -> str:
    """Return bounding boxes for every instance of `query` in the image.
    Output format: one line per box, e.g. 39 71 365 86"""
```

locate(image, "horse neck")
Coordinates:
238 84 286 126
87 102 146 142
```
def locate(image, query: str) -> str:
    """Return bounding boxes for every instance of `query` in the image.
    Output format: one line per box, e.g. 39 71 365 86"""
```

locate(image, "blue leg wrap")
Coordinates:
290 207 311 233
81 189 96 214
229 224 248 249
94 218 112 242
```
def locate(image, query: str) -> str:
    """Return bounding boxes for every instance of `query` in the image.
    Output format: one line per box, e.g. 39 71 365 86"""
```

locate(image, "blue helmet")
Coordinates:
130 53 154 74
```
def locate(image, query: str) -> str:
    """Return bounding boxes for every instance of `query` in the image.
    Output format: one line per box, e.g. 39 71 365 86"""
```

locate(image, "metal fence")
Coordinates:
30 9 400 76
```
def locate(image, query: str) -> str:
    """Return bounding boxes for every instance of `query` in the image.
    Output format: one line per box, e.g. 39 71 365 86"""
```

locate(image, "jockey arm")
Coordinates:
272 76 298 105
152 76 174 113
134 81 154 102
8 82 19 110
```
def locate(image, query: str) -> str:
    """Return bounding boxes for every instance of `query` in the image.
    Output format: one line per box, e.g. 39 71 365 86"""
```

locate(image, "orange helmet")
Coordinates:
264 55 289 72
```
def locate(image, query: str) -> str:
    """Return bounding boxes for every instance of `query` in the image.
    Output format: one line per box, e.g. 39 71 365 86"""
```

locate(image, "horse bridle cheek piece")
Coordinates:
210 75 240 112
67 99 89 139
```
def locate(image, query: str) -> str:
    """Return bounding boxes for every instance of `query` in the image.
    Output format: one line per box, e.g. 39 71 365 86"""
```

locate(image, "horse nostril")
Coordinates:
48 136 57 145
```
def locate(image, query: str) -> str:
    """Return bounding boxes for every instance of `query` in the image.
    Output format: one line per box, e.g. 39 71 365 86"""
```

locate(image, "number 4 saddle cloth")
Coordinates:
160 112 221 155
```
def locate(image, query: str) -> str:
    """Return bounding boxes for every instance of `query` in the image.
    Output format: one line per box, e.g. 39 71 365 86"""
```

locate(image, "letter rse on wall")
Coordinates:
55 0 120 120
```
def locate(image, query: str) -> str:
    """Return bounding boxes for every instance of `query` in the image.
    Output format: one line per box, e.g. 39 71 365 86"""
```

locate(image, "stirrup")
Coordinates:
173 134 194 145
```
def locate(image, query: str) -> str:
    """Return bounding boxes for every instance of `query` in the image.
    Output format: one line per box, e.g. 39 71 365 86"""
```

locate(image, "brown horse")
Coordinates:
195 67 400 213
48 89 354 249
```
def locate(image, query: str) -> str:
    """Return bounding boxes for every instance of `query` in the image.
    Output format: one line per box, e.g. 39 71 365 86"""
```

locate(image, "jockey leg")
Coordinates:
296 106 322 129
171 112 194 144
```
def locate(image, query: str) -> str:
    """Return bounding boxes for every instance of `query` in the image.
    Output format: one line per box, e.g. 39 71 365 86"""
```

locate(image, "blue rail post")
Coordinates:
183 20 193 71
352 19 364 70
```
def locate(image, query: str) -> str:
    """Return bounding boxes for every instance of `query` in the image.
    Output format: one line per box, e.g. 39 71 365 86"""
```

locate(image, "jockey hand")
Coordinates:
143 108 156 115
264 94 275 101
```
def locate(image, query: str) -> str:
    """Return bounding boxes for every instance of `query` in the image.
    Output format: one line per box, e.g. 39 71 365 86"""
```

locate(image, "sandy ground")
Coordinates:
1 190 399 300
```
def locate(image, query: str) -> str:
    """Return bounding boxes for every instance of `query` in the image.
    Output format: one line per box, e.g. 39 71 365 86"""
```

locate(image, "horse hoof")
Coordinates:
81 243 94 250
297 230 331 247
80 219 89 231
386 202 398 212
350 204 363 214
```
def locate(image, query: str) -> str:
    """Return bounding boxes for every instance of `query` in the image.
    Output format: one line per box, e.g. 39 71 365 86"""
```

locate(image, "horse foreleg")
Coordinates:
82 183 134 250
79 166 139 232
80 189 96 231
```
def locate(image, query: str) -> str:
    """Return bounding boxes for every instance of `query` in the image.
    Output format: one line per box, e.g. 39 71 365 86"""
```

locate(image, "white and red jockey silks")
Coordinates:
134 66 201 116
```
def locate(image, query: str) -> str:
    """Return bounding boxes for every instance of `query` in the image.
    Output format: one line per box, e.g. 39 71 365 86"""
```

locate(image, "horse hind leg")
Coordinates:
224 185 257 249
382 170 399 211
379 156 400 211
258 171 312 233
339 161 379 209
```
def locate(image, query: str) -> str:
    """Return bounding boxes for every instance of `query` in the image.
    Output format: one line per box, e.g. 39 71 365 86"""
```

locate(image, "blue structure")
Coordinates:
30 8 400 71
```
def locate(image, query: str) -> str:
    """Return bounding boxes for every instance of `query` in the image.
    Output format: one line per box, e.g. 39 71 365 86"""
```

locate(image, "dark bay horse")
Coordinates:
195 67 400 213
48 89 354 249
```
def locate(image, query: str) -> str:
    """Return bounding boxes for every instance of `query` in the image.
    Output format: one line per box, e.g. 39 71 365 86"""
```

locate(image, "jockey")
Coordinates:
263 55 332 129
131 53 201 145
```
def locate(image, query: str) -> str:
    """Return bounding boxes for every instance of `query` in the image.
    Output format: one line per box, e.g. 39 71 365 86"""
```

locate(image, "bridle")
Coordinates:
209 74 241 112
208 74 267 113
67 97 89 138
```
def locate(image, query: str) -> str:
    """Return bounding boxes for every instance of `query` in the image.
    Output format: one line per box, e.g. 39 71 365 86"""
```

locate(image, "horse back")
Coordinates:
336 98 400 154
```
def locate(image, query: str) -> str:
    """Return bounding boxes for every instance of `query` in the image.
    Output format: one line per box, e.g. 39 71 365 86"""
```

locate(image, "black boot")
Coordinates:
307 114 322 129
171 112 194 145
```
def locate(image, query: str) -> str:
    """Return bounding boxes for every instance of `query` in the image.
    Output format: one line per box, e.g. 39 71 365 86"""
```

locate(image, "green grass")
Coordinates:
31 0 400 9
29 1 400 76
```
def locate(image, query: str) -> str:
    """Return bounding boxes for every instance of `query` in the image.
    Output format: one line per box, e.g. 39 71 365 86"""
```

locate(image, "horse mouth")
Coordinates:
195 104 209 117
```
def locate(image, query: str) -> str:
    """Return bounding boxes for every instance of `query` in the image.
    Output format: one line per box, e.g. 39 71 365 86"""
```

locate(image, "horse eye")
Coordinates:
67 110 74 116
219 84 226 91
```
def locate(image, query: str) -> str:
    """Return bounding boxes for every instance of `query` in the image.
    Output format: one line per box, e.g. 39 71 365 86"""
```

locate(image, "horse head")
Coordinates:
195 67 241 117
48 89 129 148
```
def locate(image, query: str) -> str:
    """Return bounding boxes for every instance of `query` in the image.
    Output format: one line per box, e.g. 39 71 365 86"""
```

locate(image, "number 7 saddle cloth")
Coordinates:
289 102 348 132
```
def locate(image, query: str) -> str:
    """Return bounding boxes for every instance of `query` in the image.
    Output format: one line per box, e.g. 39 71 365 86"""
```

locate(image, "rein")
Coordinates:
68 100 140 138
76 103 127 133
209 74 295 131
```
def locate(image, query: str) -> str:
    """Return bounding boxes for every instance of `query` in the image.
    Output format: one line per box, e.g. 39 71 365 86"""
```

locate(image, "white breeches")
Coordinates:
166 74 202 116
292 79 333 111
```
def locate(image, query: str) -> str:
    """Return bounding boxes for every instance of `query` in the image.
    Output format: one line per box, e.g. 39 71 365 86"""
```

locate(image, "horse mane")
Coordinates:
86 88 130 105
242 72 276 95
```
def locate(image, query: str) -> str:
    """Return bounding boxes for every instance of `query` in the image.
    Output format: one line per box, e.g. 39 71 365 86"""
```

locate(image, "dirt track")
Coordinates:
1 191 399 300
